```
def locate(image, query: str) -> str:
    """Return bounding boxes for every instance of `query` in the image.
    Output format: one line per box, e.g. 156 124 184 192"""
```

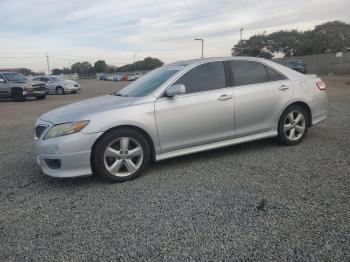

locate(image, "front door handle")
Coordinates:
279 85 290 91
218 94 233 101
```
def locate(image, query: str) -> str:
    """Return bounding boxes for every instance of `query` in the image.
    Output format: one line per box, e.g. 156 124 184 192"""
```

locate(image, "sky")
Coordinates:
0 0 349 72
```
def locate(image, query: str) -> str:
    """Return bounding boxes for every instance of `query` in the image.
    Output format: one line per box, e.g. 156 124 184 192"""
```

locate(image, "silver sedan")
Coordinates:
32 76 81 95
34 57 328 182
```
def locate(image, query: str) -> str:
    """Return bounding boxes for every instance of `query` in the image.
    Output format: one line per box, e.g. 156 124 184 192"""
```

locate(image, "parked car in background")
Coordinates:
121 74 128 81
99 74 108 81
34 57 328 182
0 72 48 101
32 76 81 95
127 73 143 81
112 74 123 81
106 75 114 81
284 61 306 74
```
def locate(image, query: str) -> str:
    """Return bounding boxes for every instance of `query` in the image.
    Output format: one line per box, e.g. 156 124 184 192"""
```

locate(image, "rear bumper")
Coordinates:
34 130 103 178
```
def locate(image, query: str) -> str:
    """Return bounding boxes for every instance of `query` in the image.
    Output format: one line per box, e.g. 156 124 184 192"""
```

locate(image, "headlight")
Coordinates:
24 83 33 91
43 120 89 140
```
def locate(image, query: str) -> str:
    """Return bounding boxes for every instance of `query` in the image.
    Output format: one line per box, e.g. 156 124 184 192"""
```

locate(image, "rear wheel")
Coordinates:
12 88 25 102
278 105 309 146
56 86 64 95
92 128 150 182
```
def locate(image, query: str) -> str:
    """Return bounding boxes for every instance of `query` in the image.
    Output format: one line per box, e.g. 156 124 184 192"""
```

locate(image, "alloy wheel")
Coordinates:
103 137 144 177
283 111 306 141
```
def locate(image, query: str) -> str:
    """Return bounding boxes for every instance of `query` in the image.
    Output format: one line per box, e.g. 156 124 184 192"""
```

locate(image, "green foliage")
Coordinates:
117 57 164 72
52 68 63 75
94 60 108 73
71 61 94 76
232 21 350 58
232 34 273 59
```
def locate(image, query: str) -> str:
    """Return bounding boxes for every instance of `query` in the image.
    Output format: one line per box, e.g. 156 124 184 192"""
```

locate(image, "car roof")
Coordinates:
167 56 268 66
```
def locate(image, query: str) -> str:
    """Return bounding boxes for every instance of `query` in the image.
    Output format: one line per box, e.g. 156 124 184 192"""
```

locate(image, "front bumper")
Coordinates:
24 88 49 97
34 125 103 178
64 85 81 93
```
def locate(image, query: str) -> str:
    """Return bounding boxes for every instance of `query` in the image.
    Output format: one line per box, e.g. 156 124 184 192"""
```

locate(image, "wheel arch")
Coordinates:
279 101 312 127
90 125 156 169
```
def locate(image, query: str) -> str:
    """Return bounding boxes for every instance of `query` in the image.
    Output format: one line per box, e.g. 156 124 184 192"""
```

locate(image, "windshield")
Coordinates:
115 66 181 97
3 73 27 82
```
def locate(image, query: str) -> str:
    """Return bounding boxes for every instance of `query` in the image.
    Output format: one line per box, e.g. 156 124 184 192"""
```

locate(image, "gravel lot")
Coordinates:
0 77 349 261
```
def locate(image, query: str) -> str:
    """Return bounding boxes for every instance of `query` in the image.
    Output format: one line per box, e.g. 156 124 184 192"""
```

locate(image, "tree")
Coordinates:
117 57 164 72
52 68 63 75
231 20 350 58
62 67 71 74
71 61 94 76
305 21 350 54
232 34 273 59
94 60 108 73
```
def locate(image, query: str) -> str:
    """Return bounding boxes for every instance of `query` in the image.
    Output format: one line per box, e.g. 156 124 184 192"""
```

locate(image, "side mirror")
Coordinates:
0 79 5 83
165 84 186 97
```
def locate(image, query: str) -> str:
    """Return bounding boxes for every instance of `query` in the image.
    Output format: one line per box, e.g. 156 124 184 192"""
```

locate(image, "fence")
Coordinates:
273 52 350 75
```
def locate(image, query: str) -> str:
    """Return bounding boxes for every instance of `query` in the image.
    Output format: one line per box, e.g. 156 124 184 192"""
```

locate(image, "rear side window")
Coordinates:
175 62 226 94
266 66 286 81
230 61 268 86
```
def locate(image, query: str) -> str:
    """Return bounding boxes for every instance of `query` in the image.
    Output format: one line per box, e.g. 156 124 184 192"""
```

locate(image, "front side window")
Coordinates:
230 61 268 86
175 62 226 94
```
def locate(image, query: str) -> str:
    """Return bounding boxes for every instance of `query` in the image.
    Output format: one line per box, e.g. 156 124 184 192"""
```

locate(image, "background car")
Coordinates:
34 57 328 182
284 60 306 74
112 74 123 81
106 75 114 81
99 74 108 80
32 76 81 95
127 73 143 81
0 72 48 101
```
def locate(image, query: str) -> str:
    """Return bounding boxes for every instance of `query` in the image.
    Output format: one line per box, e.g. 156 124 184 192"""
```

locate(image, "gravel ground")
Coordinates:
0 77 349 261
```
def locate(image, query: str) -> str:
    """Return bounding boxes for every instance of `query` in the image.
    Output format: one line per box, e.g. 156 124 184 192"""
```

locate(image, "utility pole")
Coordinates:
240 28 244 56
240 28 244 41
134 54 136 72
194 38 204 59
45 52 50 75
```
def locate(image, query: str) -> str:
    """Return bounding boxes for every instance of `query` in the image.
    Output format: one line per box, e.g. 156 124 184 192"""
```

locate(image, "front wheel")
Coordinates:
56 86 64 95
12 88 25 102
278 105 309 146
92 128 151 182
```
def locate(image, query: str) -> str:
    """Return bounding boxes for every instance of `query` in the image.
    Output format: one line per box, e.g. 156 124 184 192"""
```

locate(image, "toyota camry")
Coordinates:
34 57 328 182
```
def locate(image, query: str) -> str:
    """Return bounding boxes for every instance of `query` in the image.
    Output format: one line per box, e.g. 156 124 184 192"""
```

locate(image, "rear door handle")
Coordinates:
279 85 290 91
218 94 233 101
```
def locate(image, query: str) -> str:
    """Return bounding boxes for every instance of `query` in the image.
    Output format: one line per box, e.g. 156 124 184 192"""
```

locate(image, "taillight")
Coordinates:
316 81 326 90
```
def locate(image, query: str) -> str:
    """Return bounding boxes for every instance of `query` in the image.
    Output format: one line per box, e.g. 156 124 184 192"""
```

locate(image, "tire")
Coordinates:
92 128 151 182
278 105 309 146
12 88 25 102
56 86 64 95
35 95 46 100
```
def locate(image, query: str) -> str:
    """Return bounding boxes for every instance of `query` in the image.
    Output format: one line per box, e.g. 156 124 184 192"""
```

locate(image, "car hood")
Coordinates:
40 95 138 124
